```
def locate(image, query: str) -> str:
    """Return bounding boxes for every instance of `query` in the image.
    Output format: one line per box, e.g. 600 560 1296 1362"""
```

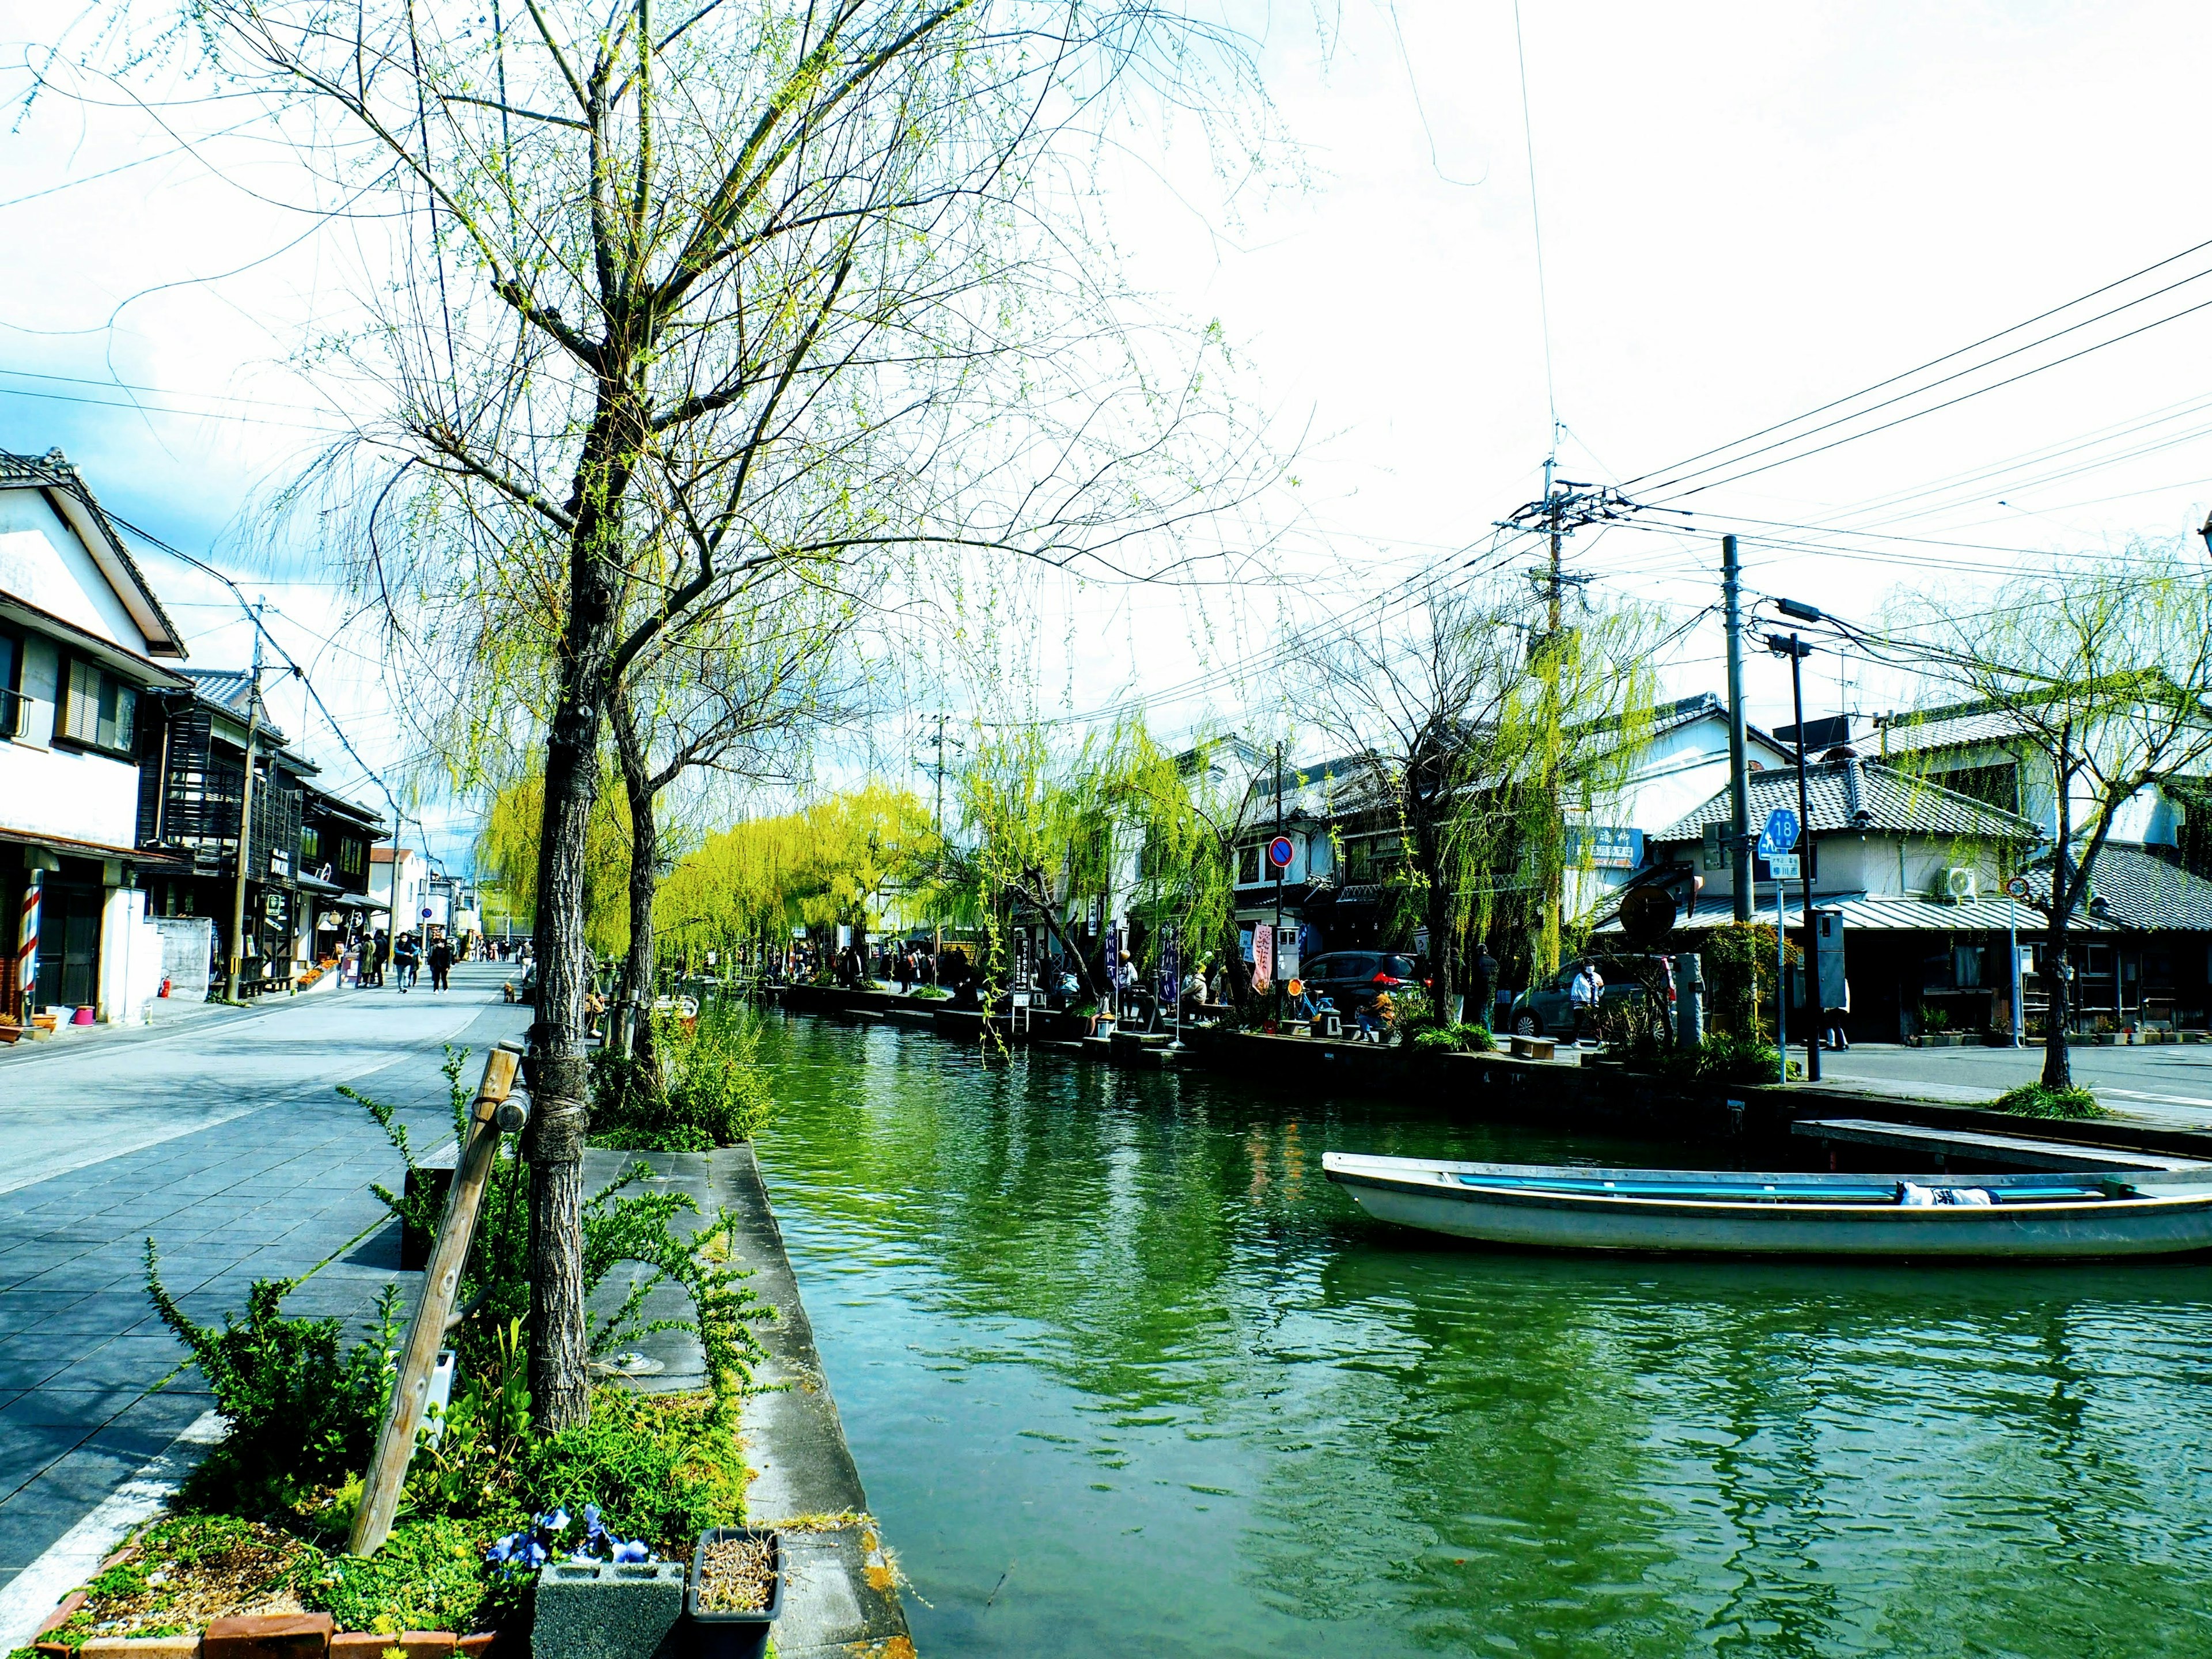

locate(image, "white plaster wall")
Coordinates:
0 729 141 844
98 886 165 1024
0 489 141 647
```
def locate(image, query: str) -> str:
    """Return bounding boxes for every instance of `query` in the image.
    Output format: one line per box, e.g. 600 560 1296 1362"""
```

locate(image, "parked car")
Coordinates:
1507 957 1667 1037
1299 950 1422 1012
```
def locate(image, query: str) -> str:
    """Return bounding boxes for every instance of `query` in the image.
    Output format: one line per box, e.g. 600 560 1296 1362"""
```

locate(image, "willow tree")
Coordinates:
941 718 1236 1009
475 768 632 958
607 584 862 1070
655 785 932 966
142 0 1271 1426
1300 580 1660 1017
1889 545 2212 1089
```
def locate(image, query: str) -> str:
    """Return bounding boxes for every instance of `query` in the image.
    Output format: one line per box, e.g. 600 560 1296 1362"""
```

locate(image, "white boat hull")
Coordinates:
1324 1152 2212 1258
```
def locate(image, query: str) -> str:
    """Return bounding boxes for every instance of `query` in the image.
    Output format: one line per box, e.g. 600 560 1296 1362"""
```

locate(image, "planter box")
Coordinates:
2090 1033 2122 1046
687 1529 782 1659
1918 1033 1969 1047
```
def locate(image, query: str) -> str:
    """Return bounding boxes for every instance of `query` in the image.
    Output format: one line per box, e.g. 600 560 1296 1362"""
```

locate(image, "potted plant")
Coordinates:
688 1527 781 1659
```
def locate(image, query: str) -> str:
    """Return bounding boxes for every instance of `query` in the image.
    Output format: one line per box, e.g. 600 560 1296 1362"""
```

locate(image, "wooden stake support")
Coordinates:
348 1040 528 1557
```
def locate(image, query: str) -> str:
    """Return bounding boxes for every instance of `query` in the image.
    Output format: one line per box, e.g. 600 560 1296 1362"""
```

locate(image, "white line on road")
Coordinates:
0 1411 226 1650
2097 1087 2212 1110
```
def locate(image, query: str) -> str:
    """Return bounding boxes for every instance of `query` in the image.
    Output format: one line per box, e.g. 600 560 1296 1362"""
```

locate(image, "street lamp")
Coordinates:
1766 609 1823 1084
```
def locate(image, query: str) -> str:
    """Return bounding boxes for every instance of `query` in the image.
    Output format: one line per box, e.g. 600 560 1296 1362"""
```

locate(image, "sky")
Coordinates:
3 0 2210 860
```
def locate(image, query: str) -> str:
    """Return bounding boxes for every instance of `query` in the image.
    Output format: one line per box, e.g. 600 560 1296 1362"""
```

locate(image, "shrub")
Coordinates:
346 1054 769 1396
590 1007 772 1152
910 983 950 1000
301 1517 488 1634
1412 1023 1495 1055
1649 1030 1801 1085
1991 1082 2103 1119
517 1389 745 1556
143 1253 401 1515
1918 1003 1953 1034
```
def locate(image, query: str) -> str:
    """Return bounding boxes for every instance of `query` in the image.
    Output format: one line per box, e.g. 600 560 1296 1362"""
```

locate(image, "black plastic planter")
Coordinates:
686 1528 782 1659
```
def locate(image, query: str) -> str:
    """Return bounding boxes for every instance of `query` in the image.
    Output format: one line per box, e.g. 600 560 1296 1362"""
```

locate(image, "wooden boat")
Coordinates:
1322 1151 2212 1258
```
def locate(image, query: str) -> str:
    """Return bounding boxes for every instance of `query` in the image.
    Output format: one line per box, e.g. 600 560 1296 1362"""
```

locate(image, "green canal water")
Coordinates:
751 1013 2212 1657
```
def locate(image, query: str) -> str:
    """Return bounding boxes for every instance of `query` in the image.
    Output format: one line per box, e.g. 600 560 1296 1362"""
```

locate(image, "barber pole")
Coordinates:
16 872 40 1020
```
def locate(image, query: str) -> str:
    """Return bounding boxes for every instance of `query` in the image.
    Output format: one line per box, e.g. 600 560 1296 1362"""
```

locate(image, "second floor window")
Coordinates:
300 825 322 863
59 658 137 756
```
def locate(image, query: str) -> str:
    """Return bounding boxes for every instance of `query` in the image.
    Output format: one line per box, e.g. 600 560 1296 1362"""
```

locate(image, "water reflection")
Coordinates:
753 1014 2212 1658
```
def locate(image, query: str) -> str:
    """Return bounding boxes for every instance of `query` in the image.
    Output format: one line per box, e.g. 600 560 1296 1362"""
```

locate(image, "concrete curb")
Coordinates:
0 1412 226 1651
711 1146 913 1659
579 1145 914 1656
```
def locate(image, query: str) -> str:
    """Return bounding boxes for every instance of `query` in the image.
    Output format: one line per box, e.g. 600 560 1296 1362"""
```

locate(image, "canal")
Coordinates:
751 1012 2212 1657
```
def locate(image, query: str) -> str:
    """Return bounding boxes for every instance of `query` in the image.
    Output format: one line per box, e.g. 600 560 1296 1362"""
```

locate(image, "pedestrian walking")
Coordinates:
428 935 454 992
393 933 422 992
1569 960 1604 1045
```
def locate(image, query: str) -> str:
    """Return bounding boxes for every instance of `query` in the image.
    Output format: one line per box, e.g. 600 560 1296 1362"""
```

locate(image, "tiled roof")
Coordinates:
181 668 292 748
1876 706 2037 757
1652 756 2040 843
2020 843 2212 931
1594 891 2116 935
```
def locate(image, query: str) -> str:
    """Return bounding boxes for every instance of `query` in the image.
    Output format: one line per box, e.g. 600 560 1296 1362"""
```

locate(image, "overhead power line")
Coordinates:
1621 231 2212 493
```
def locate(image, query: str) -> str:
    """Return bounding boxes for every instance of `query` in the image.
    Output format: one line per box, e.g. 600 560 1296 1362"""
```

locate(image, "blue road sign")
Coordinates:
1268 836 1294 869
1758 808 1800 858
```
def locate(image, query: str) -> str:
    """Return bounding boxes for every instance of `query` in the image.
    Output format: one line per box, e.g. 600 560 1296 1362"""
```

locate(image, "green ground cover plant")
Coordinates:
1646 1030 1802 1085
1411 1023 1496 1055
1990 1081 2104 1119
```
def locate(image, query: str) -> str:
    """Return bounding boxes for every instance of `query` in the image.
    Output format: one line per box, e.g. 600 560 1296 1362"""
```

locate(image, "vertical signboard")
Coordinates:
1252 922 1274 990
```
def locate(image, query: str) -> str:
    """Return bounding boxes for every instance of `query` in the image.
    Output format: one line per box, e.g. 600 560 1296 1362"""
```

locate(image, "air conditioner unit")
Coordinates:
1940 866 1979 903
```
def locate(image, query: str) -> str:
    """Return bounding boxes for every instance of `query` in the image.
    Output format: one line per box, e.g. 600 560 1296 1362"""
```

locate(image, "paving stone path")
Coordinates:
0 964 528 1602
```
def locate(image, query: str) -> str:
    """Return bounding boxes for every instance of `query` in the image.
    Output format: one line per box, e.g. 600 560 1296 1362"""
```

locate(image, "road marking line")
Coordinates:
0 1410 226 1650
2098 1087 2212 1110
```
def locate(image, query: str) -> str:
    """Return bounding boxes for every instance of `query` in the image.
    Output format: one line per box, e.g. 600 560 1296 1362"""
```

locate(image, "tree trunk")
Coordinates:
1425 877 1456 1021
527 653 605 1435
609 688 660 1081
2040 918 2073 1088
526 398 635 1435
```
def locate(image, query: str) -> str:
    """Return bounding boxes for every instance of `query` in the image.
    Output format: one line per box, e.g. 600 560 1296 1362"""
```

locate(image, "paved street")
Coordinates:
1789 1040 2212 1130
0 964 527 1611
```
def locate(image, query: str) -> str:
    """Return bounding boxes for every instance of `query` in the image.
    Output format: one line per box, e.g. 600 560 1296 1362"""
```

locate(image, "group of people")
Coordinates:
337 929 457 992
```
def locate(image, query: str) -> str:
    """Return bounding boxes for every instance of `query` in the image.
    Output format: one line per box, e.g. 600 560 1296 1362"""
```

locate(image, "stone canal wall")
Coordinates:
583 1145 915 1658
769 983 2212 1165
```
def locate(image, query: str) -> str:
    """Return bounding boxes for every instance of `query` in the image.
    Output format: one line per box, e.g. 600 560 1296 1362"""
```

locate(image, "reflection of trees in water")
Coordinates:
757 1014 2212 1657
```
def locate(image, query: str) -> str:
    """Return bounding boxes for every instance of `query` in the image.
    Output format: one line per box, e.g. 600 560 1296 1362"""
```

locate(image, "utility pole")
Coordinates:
1543 453 1563 636
1768 628 1822 1083
224 604 266 1003
1272 740 1285 1004
931 711 945 961
1722 535 1753 923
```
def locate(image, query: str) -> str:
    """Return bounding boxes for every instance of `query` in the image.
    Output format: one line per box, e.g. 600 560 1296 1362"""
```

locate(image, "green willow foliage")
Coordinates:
944 719 1241 1006
654 783 934 961
476 767 633 956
